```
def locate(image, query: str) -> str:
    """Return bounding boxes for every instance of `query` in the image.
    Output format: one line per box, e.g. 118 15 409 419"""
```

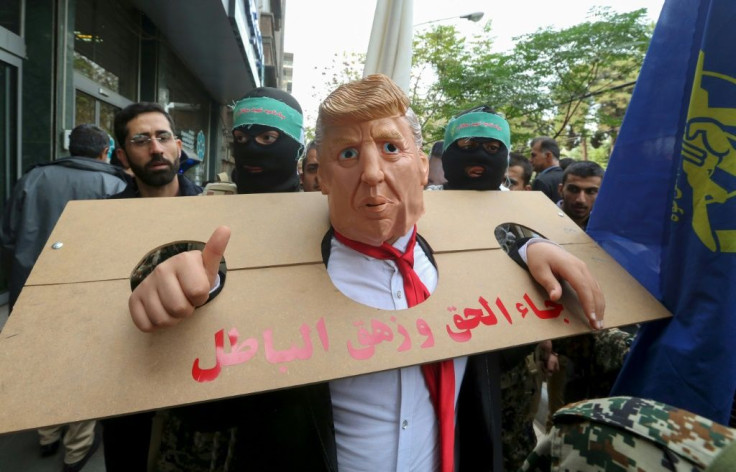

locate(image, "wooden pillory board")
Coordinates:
0 191 671 434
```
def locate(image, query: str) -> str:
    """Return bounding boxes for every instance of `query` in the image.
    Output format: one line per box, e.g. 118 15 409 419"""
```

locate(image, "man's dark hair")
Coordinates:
69 124 110 159
114 102 177 148
430 140 444 159
562 160 604 184
454 104 496 117
301 140 318 173
530 136 560 160
559 157 576 170
509 152 532 185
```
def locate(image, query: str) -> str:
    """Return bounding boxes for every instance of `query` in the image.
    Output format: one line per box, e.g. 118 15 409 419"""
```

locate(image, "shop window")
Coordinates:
75 92 95 127
74 0 139 100
0 59 19 299
75 91 120 137
158 45 212 184
0 60 19 204
0 0 22 36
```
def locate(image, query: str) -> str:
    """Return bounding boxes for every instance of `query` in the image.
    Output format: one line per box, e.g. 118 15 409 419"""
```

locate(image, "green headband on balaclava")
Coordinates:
231 92 304 194
443 112 510 152
442 111 511 190
232 96 304 143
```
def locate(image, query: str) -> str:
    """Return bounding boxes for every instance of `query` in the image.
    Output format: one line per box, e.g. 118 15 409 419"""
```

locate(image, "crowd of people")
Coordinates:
1 74 733 471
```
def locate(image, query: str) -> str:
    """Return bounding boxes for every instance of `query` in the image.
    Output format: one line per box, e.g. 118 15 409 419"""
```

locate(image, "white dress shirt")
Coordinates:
327 228 467 472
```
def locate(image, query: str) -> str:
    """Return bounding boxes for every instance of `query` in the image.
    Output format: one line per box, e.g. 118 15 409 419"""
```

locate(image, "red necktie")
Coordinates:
333 226 456 472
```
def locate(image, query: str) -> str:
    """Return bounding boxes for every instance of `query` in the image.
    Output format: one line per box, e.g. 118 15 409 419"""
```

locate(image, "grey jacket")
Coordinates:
0 157 128 310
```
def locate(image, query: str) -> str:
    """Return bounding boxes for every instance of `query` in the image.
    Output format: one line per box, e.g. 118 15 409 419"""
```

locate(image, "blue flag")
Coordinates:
587 0 736 424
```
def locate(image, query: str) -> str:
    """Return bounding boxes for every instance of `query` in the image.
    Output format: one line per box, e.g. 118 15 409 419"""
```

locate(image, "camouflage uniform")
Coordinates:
130 242 204 290
130 242 237 471
522 396 736 472
500 352 541 470
154 409 240 472
545 327 635 430
555 328 633 400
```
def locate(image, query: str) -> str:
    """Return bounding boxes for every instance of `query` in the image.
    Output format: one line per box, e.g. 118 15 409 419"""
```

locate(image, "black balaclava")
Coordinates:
231 87 303 194
441 108 511 191
232 124 302 193
442 140 509 190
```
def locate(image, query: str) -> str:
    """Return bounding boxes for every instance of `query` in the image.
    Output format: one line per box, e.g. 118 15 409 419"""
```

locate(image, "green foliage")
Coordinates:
309 7 654 160
410 23 518 150
305 51 366 139
410 7 654 158
510 8 650 149
409 26 470 147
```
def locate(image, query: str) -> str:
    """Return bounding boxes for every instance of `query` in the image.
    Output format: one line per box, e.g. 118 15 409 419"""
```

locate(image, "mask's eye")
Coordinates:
233 132 249 144
456 138 477 151
338 148 359 160
482 140 501 153
256 131 280 145
383 142 399 154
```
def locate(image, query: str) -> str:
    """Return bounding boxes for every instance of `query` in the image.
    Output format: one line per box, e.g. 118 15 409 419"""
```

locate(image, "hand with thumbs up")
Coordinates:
129 226 231 332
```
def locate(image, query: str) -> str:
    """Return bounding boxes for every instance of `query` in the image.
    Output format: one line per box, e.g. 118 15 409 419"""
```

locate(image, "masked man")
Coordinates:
231 87 304 194
441 105 510 191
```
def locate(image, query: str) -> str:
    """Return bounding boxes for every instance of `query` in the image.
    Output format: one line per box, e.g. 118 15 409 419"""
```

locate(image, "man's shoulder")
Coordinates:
534 167 563 187
541 166 563 177
108 175 203 199
38 156 128 180
108 182 138 199
16 158 125 192
46 156 106 170
177 174 204 196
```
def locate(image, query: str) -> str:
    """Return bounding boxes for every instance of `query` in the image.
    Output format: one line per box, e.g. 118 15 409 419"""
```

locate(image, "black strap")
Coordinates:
507 236 532 270
321 227 335 268
415 232 438 269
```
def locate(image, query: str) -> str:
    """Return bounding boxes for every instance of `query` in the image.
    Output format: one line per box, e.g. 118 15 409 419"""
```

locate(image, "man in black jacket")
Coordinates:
110 102 202 198
102 102 203 471
0 123 127 472
530 136 564 202
1 124 128 312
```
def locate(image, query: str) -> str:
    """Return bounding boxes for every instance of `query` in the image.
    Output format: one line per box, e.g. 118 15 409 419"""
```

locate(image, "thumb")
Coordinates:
543 279 563 301
530 262 563 301
202 225 231 286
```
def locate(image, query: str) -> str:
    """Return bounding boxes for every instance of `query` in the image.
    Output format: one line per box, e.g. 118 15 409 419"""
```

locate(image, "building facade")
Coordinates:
0 0 287 293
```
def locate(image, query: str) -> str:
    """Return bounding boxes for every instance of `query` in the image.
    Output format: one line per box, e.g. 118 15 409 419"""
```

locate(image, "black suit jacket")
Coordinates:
532 166 564 202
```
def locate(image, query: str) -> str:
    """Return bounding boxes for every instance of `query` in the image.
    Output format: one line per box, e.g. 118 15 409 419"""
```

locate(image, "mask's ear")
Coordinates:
317 160 331 195
418 151 429 187
116 148 130 169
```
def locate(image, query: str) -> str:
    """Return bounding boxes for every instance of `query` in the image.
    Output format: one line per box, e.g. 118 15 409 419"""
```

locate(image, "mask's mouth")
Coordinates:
465 165 485 177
